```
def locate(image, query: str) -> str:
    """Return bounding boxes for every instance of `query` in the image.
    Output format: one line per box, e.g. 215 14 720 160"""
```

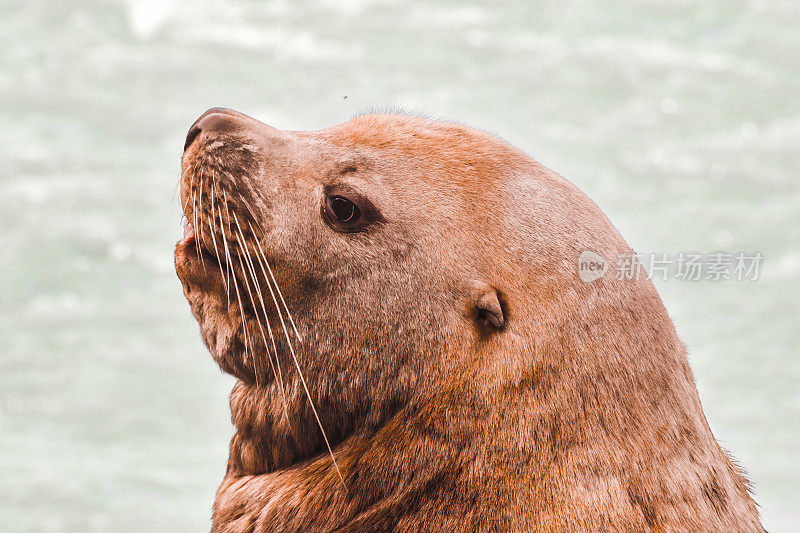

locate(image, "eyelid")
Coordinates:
323 182 364 199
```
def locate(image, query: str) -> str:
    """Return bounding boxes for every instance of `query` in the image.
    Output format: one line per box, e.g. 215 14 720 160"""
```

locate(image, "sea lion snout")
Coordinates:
184 107 250 151
179 108 291 264
185 107 285 150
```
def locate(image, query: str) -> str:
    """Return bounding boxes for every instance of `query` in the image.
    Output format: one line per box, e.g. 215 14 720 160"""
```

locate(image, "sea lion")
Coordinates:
174 108 763 532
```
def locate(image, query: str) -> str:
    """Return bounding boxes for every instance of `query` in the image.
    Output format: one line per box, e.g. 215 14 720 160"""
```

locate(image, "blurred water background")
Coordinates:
1 0 798 531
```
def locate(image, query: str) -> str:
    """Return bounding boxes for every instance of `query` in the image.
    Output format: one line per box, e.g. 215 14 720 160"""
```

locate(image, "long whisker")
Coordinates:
222 191 237 291
245 229 289 419
190 169 201 263
231 270 252 373
219 209 252 374
247 220 303 343
179 161 192 214
197 168 205 268
247 228 289 412
240 235 292 426
215 185 233 308
238 217 344 486
206 217 228 297
221 192 255 374
232 228 289 415
173 160 188 204
233 252 264 387
244 218 302 411
208 178 230 303
232 215 289 410
241 198 261 229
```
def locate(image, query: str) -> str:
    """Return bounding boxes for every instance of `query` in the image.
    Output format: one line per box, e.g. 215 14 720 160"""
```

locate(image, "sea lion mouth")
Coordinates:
177 219 230 276
182 219 195 245
175 202 285 387
175 141 307 389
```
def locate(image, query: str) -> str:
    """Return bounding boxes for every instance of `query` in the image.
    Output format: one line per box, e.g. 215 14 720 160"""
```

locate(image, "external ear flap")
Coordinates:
471 281 505 331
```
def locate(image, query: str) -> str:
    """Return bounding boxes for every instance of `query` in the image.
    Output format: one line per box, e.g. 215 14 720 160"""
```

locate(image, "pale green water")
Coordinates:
1 1 798 531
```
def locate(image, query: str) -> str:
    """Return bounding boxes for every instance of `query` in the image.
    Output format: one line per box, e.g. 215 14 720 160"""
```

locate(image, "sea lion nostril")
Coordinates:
184 108 234 151
184 124 201 151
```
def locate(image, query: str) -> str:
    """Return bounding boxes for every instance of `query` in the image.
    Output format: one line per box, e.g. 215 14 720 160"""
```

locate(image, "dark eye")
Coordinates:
321 188 383 233
329 196 359 223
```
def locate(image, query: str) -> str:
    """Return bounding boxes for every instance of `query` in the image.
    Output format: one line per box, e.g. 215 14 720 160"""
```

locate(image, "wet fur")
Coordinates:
175 111 763 532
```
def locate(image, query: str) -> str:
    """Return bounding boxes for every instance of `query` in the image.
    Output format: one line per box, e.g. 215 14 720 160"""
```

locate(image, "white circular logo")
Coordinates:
578 250 608 283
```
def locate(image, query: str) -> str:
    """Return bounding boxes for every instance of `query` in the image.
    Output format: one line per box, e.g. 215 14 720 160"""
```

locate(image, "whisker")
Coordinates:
238 217 344 486
197 168 205 267
208 178 230 302
179 162 192 214
220 208 252 373
216 186 233 308
232 228 290 415
248 221 303 343
190 169 201 263
234 252 264 387
232 214 289 412
241 198 260 229
173 160 187 204
206 217 228 296
241 231 291 423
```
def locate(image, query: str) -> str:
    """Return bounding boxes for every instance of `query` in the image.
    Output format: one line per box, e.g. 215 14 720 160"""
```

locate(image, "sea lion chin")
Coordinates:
174 108 763 532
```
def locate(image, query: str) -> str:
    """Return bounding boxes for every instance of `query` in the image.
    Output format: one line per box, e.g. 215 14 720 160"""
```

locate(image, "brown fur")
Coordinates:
174 109 763 532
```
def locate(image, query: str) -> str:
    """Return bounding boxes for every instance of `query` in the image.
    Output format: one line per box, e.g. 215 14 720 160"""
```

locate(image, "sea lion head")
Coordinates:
175 108 632 473
175 109 763 531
